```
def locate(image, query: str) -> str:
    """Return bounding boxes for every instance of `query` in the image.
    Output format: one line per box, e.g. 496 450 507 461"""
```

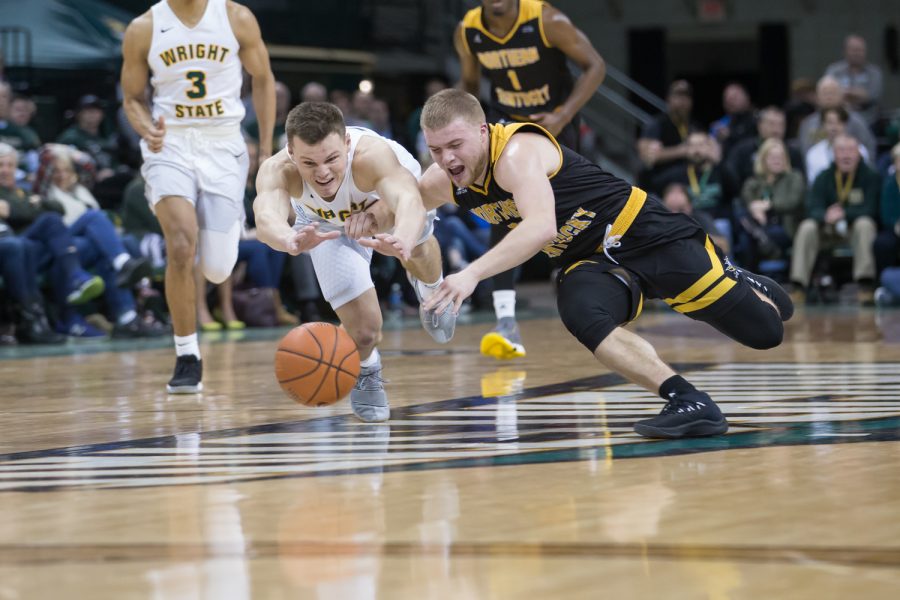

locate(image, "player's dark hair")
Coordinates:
285 101 346 145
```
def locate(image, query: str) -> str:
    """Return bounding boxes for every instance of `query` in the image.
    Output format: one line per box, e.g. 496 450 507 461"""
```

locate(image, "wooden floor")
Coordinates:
1 288 899 599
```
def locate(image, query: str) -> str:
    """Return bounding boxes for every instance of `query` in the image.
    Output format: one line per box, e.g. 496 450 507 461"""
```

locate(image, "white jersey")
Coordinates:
146 0 244 129
291 127 422 230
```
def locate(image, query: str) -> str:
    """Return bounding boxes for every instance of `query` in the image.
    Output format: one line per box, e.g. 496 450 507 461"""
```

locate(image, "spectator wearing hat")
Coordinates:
637 79 701 196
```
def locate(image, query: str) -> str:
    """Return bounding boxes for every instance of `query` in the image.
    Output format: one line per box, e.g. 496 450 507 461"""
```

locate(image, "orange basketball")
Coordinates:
274 323 360 406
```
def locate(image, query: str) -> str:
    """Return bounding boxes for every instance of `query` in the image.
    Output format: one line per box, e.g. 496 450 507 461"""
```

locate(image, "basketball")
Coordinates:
274 323 360 406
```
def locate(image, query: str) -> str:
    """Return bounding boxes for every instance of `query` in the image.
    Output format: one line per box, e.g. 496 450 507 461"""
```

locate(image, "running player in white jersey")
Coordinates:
121 0 275 393
254 102 456 422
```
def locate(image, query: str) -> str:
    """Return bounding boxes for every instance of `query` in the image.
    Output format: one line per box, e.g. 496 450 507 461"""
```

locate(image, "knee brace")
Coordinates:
198 222 241 284
556 261 643 351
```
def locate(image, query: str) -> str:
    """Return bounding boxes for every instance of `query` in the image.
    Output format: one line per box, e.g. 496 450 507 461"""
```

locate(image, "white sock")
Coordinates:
415 276 443 301
360 347 380 368
493 289 516 320
113 253 130 271
174 333 200 358
117 309 137 325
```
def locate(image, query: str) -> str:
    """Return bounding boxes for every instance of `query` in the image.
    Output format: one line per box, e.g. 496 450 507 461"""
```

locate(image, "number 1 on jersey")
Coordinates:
185 71 207 99
506 69 522 91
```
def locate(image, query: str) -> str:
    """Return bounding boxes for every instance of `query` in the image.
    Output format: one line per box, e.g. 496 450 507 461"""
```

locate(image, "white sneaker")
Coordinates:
408 274 456 343
350 363 389 422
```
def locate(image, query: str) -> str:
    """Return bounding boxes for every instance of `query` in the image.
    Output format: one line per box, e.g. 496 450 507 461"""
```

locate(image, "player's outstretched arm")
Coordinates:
230 2 276 164
424 135 559 313
530 6 606 136
254 158 339 255
121 14 165 152
354 138 426 260
454 22 481 96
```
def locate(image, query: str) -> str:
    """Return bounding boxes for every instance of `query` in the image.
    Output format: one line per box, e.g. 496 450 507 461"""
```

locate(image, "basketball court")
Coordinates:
0 283 898 598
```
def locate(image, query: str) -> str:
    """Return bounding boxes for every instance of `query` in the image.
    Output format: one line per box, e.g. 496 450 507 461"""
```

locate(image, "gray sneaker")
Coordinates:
351 362 389 422
408 274 456 343
480 316 526 359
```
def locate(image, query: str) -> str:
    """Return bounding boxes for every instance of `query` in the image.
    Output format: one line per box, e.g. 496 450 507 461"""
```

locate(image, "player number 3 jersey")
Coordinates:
147 0 245 128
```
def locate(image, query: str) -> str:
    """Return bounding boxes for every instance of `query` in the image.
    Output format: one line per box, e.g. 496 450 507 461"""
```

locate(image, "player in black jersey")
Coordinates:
455 0 606 361
363 89 794 439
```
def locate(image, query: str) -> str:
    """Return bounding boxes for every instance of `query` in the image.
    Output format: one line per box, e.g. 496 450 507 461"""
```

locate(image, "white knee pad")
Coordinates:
199 221 241 284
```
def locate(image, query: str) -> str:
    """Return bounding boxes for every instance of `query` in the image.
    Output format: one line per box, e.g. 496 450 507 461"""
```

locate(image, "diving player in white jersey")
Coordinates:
121 0 275 393
254 102 456 422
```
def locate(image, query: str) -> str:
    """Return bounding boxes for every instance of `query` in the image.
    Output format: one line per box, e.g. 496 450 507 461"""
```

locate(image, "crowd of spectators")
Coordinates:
637 34 900 306
1 31 899 346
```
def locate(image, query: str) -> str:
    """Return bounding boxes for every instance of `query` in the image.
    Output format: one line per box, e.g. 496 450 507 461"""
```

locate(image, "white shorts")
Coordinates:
141 126 249 234
296 207 437 310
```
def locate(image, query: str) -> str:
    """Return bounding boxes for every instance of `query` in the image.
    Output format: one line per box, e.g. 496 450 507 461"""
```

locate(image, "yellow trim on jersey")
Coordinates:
538 1 552 48
603 186 647 243
663 236 736 313
462 0 545 45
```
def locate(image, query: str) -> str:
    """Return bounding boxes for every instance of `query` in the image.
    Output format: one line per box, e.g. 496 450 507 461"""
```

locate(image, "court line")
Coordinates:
0 540 897 568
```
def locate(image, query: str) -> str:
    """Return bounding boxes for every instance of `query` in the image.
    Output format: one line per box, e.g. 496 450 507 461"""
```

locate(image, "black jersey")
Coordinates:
451 123 701 266
461 0 573 120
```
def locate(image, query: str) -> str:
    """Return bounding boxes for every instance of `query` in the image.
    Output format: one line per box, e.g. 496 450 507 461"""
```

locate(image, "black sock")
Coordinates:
659 375 696 400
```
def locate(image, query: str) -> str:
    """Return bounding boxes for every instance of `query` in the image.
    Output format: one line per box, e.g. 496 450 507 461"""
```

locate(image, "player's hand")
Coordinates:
144 116 166 153
422 270 479 315
528 111 567 137
282 223 341 255
344 211 378 239
358 233 412 261
257 147 272 169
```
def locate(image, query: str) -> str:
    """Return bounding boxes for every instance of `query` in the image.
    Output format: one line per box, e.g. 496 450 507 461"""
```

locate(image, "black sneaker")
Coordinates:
633 391 728 439
723 259 793 321
167 355 203 394
116 256 152 288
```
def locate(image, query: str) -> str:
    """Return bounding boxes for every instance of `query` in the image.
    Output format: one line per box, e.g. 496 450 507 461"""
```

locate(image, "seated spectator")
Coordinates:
636 79 700 195
825 34 883 125
300 82 328 103
56 95 132 209
797 76 876 158
710 82 757 161
726 106 805 189
784 78 817 141
789 134 881 304
805 106 871 184
42 148 164 337
659 132 729 219
0 82 39 174
661 183 729 253
368 99 394 141
737 139 805 269
0 221 64 344
874 142 900 280
1 142 105 312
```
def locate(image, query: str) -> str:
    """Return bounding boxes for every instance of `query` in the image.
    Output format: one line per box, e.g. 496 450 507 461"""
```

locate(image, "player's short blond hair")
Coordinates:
420 89 485 131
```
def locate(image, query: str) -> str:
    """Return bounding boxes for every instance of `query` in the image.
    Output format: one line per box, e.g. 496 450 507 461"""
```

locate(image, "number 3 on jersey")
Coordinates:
185 71 207 99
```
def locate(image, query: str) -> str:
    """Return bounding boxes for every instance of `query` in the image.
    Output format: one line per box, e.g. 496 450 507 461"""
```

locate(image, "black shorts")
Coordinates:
557 230 752 350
